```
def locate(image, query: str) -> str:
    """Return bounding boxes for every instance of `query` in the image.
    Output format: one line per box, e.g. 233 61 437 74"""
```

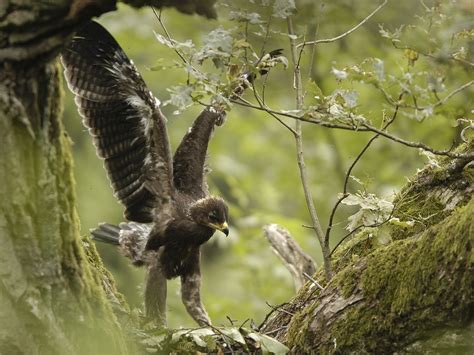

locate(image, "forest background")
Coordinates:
62 0 473 329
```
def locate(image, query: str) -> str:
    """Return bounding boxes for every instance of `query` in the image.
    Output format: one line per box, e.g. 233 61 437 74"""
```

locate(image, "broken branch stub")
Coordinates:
263 224 317 290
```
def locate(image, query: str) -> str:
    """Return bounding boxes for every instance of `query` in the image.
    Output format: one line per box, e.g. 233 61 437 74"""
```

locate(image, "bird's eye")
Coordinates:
208 213 218 222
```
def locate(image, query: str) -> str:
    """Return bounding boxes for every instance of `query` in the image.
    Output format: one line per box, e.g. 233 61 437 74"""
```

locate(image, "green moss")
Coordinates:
0 60 131 354
286 197 473 353
390 140 474 241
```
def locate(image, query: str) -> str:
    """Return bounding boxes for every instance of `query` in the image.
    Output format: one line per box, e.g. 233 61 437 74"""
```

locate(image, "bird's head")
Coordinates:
190 196 229 236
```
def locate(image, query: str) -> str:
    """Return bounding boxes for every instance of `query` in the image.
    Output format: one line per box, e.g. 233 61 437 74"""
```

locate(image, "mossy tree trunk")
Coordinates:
0 0 215 354
261 146 474 353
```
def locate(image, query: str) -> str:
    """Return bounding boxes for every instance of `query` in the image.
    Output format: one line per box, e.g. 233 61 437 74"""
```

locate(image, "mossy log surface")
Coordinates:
260 143 474 353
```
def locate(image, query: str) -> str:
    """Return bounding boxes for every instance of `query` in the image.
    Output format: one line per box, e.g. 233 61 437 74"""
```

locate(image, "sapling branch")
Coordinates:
287 16 333 279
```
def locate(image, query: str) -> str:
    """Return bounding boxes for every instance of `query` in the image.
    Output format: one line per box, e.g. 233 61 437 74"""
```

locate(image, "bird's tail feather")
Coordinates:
91 223 121 245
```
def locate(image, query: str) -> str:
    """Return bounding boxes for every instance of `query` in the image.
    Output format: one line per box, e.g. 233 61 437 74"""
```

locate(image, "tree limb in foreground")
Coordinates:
260 141 474 353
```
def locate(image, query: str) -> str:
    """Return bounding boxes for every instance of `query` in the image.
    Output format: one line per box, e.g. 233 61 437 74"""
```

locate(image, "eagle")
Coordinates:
61 21 230 326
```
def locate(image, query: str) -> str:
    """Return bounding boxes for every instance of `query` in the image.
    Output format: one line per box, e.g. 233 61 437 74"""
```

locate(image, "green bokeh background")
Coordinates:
62 0 472 328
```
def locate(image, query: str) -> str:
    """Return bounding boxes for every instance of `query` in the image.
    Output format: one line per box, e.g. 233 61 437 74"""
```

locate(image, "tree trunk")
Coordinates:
0 1 216 353
0 57 131 355
260 143 474 353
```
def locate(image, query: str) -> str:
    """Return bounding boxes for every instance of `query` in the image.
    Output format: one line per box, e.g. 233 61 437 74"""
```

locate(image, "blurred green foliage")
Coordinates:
63 0 473 328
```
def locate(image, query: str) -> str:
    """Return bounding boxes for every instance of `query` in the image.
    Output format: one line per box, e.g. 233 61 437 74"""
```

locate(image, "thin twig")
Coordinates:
230 98 474 159
302 272 324 291
232 97 359 131
206 324 235 354
250 81 298 135
360 122 473 158
265 302 295 316
297 0 388 48
264 326 288 336
288 16 333 279
393 43 474 68
378 80 474 110
151 7 189 66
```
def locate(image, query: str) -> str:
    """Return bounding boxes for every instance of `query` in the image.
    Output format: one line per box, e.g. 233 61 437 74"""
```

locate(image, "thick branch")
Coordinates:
260 144 474 353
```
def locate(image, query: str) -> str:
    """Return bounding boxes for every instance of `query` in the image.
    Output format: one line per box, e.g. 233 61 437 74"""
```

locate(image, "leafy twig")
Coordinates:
230 98 474 159
324 92 404 246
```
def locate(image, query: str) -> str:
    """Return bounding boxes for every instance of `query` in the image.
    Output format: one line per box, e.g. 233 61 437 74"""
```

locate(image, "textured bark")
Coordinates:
260 143 474 353
0 58 131 353
0 0 217 353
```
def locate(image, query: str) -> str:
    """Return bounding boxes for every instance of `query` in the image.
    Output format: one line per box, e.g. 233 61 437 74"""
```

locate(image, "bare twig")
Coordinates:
264 326 288 336
359 122 473 158
265 302 295 316
297 0 388 48
250 81 298 136
288 16 333 279
152 7 189 66
258 301 289 331
302 272 324 291
206 324 235 354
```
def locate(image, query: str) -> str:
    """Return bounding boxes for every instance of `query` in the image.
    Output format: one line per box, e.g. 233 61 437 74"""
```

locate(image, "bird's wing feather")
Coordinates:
172 107 225 196
61 21 174 222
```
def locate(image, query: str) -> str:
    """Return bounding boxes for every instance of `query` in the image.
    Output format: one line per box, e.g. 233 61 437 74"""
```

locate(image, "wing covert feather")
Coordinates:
61 21 174 222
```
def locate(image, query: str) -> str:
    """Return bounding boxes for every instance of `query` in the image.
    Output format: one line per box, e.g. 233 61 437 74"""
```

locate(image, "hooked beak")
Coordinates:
210 221 229 236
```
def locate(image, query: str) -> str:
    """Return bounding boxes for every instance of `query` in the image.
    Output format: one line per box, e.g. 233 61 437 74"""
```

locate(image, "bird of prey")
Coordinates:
61 21 230 326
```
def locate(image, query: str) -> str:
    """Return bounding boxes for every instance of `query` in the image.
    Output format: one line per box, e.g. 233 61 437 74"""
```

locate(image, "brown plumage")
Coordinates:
61 21 229 326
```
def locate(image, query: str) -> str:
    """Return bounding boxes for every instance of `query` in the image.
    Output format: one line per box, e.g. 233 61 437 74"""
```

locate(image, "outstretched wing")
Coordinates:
172 108 224 196
172 50 284 196
61 21 174 222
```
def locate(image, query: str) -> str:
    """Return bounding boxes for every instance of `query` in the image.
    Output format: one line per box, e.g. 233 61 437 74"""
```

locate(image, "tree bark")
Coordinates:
260 143 474 353
0 0 215 353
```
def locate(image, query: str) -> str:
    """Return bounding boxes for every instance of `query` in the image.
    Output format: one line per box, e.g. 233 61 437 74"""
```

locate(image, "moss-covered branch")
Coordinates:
261 142 474 353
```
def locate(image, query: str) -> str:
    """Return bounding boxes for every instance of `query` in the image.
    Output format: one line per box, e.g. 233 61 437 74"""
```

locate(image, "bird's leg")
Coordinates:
180 254 211 326
144 253 167 327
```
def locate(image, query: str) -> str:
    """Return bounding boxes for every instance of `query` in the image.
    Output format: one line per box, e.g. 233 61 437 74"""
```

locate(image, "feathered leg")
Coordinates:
145 254 168 326
92 222 168 325
180 250 211 326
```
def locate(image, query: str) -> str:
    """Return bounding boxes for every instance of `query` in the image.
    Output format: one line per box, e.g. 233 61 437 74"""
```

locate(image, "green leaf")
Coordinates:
259 334 289 354
338 90 359 109
191 334 208 347
220 327 246 344
342 192 394 231
389 217 415 228
331 67 348 80
229 10 263 24
164 85 193 112
373 58 385 82
196 28 233 64
273 0 296 18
